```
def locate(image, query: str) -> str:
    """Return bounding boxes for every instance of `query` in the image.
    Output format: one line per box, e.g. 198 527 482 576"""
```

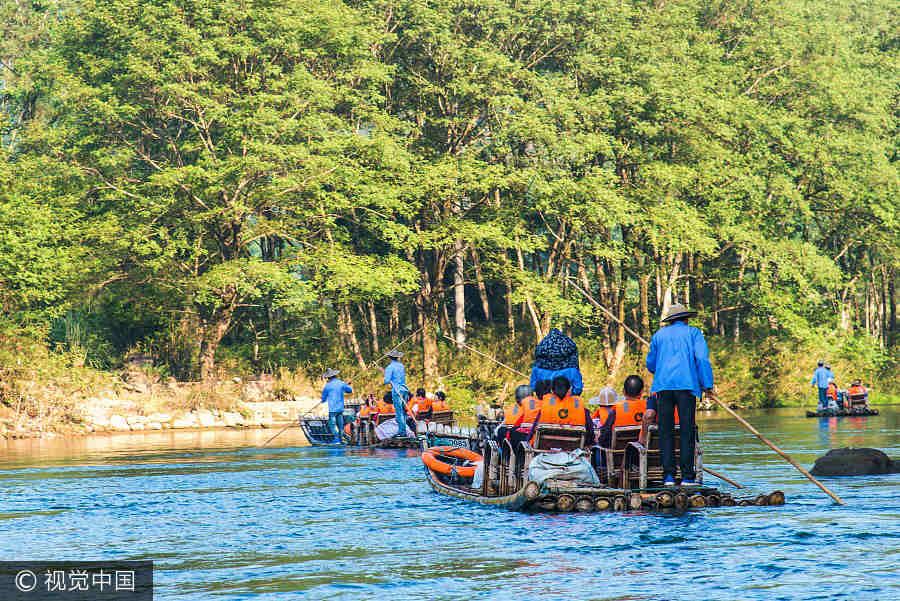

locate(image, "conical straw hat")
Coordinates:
661 303 698 323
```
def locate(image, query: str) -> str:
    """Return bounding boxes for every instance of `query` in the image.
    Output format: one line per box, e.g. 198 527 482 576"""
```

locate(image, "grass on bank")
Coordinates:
1 319 897 434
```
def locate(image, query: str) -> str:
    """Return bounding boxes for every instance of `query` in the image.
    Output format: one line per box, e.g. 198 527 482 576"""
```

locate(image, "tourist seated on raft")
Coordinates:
495 385 536 445
848 380 868 399
524 375 594 447
505 380 550 450
373 392 418 440
530 329 584 396
826 378 839 409
376 391 396 417
410 388 433 421
432 391 450 412
344 393 378 438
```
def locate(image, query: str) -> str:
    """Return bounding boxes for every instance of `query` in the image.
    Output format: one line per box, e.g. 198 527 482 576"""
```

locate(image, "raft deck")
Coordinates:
424 464 785 513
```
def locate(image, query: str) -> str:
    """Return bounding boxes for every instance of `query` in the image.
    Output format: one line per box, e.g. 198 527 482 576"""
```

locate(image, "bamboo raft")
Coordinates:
806 407 879 418
423 419 787 513
424 462 785 513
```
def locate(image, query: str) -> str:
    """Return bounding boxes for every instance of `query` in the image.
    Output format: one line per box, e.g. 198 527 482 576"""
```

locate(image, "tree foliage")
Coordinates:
1 0 898 394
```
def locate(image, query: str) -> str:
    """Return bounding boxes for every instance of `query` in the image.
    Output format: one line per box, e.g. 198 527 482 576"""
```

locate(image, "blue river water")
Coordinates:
1 409 898 600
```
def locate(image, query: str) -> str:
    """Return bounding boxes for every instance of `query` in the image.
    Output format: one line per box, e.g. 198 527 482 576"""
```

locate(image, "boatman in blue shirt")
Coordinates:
382 349 411 437
321 368 353 444
811 360 829 409
645 303 714 487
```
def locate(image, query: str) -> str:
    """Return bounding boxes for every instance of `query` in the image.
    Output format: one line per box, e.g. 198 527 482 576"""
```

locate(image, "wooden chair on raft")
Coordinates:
847 391 868 412
428 410 456 426
595 425 643 487
620 424 703 489
492 423 589 496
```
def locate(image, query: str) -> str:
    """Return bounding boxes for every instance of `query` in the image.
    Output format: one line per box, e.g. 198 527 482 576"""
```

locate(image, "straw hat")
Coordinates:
589 386 620 406
661 303 698 323
322 368 340 379
387 349 403 359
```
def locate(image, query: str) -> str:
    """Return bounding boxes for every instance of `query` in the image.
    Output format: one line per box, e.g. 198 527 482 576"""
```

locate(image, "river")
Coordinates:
1 409 898 600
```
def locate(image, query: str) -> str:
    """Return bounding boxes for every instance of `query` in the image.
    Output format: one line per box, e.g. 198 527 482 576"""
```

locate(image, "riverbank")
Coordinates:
2 323 897 439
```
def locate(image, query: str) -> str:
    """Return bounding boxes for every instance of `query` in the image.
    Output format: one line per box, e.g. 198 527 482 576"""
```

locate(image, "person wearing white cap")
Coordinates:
645 303 714 487
321 369 352 444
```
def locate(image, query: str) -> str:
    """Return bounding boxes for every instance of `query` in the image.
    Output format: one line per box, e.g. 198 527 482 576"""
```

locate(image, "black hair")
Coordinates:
515 384 532 403
383 391 392 404
435 391 446 401
551 375 571 399
416 387 426 397
623 375 644 398
533 380 551 399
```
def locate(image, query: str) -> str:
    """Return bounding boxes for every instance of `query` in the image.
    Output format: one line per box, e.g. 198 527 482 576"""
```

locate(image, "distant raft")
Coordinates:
805 407 879 418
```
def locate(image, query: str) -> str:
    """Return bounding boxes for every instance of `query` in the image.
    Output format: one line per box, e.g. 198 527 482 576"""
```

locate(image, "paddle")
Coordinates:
568 277 846 505
260 399 320 447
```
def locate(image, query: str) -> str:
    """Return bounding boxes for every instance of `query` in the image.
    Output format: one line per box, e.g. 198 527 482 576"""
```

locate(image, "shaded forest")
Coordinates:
1 0 898 407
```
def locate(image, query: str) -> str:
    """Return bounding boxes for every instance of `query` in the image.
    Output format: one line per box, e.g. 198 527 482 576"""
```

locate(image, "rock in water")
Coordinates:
810 448 900 476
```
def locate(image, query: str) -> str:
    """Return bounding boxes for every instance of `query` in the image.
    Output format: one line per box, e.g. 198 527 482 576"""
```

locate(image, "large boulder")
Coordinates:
810 448 900 476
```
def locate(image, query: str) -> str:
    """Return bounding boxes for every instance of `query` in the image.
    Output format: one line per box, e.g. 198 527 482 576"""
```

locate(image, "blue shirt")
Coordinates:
811 367 830 388
384 360 406 394
321 378 352 413
645 321 714 398
530 366 583 396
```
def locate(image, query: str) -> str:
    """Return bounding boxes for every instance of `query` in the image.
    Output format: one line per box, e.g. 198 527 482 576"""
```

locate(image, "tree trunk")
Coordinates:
889 274 896 343
734 255 746 343
471 248 491 321
368 302 380 355
199 312 233 381
608 295 627 385
421 304 439 386
390 300 399 337
453 239 466 346
516 244 544 341
639 272 651 346
337 302 367 369
505 277 515 339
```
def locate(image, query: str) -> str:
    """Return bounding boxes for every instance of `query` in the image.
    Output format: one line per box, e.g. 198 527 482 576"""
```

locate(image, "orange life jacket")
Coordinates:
848 384 866 397
432 399 449 412
592 397 650 428
827 383 838 400
539 394 586 427
505 396 537 425
376 401 395 415
411 396 432 414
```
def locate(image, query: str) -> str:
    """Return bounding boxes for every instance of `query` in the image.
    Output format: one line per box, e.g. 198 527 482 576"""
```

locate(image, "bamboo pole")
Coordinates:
568 277 846 505
260 399 319 447
262 328 423 448
347 326 424 384
709 393 844 505
442 335 529 378
702 467 744 489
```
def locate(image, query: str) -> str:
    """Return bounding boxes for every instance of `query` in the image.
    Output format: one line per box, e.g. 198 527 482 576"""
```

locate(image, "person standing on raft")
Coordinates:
382 349 412 437
530 328 583 396
811 360 830 409
321 368 352 444
645 303 714 486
